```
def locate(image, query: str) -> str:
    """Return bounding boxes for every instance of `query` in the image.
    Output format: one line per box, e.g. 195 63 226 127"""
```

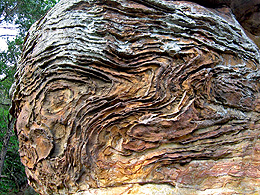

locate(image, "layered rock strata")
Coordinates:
11 0 260 194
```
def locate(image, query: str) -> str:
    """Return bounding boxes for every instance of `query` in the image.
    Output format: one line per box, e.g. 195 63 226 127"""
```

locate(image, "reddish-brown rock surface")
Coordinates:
11 0 260 194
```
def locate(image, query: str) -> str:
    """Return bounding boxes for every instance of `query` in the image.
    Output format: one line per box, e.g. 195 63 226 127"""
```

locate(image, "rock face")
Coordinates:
11 0 260 194
192 0 260 48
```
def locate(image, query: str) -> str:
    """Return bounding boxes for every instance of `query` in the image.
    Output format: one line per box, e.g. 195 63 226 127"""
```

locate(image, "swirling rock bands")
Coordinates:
11 0 260 194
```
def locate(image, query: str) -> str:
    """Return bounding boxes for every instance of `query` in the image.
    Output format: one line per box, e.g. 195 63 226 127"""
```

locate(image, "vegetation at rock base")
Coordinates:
0 0 58 193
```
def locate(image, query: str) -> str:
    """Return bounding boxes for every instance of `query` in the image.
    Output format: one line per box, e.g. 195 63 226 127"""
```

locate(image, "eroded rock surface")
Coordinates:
11 0 260 194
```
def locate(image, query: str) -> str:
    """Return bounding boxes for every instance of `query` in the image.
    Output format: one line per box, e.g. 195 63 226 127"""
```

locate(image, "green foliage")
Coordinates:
0 128 27 194
0 37 22 105
0 0 59 193
0 0 57 36
0 93 26 194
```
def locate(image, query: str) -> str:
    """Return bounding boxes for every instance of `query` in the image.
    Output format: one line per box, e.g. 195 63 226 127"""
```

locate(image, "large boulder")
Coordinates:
11 0 260 194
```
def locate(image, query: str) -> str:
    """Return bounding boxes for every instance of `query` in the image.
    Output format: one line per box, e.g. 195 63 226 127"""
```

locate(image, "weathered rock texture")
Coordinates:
11 0 260 194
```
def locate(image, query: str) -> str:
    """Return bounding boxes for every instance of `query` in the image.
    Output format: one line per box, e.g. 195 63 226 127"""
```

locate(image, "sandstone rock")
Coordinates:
11 0 260 194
